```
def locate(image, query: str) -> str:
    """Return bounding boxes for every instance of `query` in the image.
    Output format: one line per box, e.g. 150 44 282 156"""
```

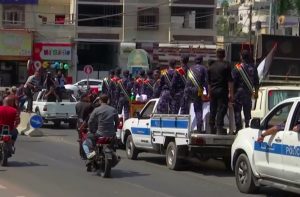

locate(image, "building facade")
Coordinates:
0 0 75 86
75 0 217 80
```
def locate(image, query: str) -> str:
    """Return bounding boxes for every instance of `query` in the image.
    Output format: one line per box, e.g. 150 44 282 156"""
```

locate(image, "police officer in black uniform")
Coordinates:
208 49 233 135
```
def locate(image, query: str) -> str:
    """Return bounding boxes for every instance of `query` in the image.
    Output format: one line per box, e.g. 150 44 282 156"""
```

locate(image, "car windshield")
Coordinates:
268 90 300 110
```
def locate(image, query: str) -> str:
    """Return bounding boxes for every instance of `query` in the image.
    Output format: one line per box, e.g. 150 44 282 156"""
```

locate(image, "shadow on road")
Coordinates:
138 155 234 177
7 161 48 168
112 169 150 178
256 187 299 197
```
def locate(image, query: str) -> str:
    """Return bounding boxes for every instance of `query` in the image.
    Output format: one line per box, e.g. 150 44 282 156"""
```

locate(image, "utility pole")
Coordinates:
269 0 273 34
249 5 253 45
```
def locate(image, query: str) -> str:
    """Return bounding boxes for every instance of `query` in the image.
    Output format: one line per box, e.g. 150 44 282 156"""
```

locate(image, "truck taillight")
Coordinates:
118 117 123 129
43 106 47 111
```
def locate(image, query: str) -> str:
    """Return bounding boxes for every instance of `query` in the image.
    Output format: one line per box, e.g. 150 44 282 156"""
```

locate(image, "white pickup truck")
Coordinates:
122 99 235 170
231 97 300 195
32 89 78 128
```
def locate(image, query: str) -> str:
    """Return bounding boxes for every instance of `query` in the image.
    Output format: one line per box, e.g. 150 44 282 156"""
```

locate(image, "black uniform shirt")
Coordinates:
208 60 233 92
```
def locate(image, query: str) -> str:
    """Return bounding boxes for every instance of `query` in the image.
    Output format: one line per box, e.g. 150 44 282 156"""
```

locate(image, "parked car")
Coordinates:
65 79 103 97
231 97 300 195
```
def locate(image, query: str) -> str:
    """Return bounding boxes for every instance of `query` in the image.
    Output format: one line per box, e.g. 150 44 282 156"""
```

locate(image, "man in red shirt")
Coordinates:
0 96 20 147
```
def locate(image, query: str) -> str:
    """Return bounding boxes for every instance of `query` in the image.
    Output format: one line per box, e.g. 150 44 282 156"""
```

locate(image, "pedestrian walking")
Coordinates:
181 55 207 133
208 49 234 135
232 50 259 133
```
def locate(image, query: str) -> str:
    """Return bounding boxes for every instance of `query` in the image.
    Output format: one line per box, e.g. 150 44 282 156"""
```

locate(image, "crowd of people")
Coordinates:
99 48 259 135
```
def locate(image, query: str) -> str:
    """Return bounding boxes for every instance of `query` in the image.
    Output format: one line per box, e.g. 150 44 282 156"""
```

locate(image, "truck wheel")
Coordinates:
126 135 139 160
53 120 61 128
235 154 259 194
166 142 183 170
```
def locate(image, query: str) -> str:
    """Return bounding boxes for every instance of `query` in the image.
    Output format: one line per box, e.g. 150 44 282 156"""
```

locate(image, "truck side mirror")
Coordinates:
250 118 261 129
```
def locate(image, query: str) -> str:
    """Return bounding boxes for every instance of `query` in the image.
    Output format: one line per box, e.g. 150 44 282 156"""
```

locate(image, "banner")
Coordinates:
0 30 32 57
257 43 277 83
33 43 72 61
0 0 38 4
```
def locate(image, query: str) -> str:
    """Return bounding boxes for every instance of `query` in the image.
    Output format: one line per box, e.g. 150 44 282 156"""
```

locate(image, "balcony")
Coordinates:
76 26 122 42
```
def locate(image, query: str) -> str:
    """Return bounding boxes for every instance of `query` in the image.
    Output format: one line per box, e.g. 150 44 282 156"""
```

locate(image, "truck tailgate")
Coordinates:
190 134 235 146
44 102 77 118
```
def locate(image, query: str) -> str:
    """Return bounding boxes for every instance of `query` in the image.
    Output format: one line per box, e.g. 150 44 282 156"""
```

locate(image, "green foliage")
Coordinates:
277 0 294 15
294 0 300 14
216 16 229 36
221 0 229 8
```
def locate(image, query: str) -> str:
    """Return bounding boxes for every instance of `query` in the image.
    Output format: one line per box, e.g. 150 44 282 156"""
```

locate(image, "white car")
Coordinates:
30 89 78 128
65 79 103 96
231 97 300 195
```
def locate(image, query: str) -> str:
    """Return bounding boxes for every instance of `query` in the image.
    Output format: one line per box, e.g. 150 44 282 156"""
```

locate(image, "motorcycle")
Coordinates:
87 135 120 178
0 125 13 166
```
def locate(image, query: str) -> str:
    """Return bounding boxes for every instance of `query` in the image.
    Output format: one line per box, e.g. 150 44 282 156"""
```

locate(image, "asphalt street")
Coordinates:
0 124 298 197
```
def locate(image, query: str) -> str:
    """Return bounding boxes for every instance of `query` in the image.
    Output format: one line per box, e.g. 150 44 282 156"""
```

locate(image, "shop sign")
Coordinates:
34 43 72 61
0 30 32 57
0 0 38 4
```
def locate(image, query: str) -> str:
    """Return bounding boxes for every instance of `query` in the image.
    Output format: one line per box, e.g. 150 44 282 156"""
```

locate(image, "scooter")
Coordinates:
0 125 13 166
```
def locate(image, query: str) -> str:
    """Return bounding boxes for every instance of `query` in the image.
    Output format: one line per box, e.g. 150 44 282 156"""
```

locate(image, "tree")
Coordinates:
216 16 229 36
221 0 229 9
277 0 294 15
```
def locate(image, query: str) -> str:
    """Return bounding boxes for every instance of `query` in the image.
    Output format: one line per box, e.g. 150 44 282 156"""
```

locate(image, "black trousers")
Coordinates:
209 89 228 132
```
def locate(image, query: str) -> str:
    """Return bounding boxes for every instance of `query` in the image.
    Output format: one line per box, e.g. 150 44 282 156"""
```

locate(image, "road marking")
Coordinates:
0 184 7 189
16 196 26 197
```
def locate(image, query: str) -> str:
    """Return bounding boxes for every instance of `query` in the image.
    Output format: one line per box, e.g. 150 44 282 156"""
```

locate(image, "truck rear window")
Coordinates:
268 90 300 110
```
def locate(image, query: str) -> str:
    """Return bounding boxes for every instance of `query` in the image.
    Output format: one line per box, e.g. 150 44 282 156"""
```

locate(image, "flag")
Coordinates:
257 43 277 83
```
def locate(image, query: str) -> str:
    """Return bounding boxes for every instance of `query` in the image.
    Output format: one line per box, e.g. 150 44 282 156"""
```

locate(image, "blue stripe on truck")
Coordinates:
150 119 189 129
131 127 150 135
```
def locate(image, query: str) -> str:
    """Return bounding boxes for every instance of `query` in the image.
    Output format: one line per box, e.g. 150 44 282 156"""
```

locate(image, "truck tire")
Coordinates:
166 142 184 170
126 135 139 160
235 154 259 194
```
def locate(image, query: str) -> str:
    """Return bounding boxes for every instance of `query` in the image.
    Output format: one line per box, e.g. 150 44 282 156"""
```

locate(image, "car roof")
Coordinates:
79 79 102 82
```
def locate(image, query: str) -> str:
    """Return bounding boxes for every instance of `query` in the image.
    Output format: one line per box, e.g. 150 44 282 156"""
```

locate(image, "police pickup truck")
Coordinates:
231 97 300 195
122 99 235 170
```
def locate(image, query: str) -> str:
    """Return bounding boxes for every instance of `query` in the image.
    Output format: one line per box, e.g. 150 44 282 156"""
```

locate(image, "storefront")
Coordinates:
0 30 33 86
32 43 73 84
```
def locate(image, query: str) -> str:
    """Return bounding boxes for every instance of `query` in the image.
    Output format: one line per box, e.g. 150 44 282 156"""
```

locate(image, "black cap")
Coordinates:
169 59 176 68
139 69 146 77
195 55 203 64
181 54 190 64
147 69 153 76
241 50 250 61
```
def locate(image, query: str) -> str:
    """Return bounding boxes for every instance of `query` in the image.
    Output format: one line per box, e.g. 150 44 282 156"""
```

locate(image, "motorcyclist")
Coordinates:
0 96 20 150
82 94 119 160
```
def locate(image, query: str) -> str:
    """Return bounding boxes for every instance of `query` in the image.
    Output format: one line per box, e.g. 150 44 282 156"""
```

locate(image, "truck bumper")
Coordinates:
188 145 232 158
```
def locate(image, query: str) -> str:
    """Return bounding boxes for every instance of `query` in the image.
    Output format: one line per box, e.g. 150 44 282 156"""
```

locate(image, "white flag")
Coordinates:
257 44 277 83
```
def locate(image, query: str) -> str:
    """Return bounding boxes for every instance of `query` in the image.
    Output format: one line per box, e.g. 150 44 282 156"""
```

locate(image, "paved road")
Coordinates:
0 125 298 197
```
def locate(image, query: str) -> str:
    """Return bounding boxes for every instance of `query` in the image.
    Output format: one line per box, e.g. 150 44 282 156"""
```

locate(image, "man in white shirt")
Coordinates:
24 71 40 112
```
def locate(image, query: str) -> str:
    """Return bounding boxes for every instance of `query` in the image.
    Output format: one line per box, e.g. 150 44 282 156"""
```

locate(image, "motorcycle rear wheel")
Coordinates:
99 157 112 178
0 147 8 167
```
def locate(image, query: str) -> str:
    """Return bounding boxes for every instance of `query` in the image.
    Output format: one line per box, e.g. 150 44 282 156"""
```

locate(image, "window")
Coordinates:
137 8 159 30
141 101 155 119
89 81 102 86
263 102 293 130
3 5 24 27
78 5 122 27
268 90 300 110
